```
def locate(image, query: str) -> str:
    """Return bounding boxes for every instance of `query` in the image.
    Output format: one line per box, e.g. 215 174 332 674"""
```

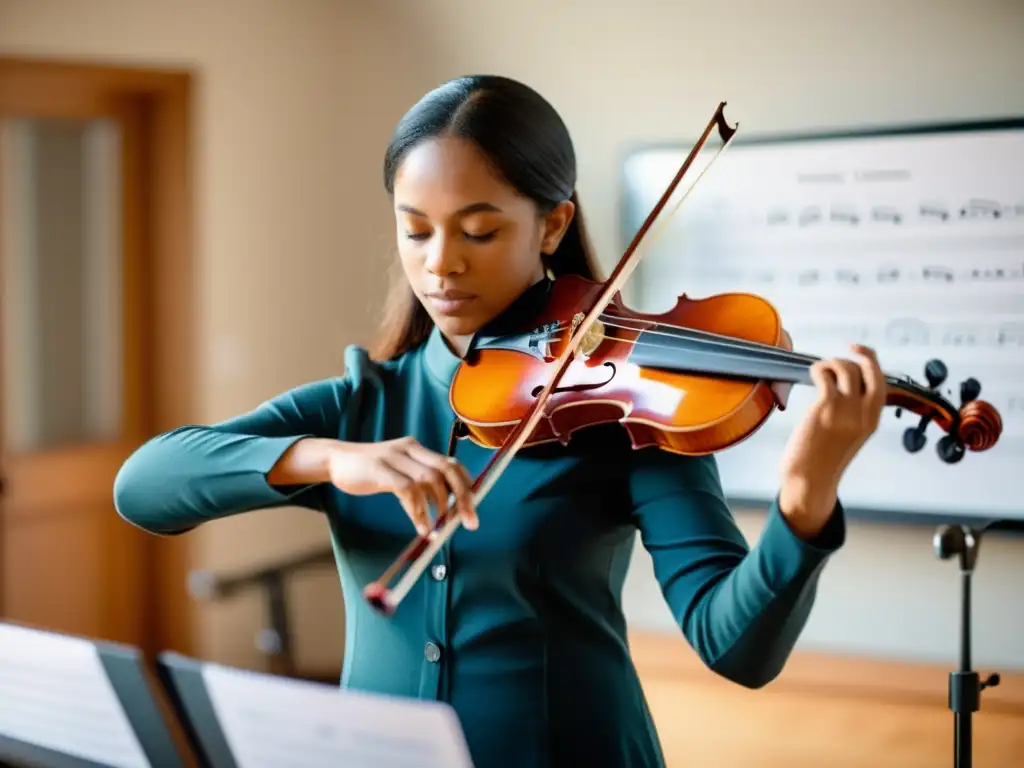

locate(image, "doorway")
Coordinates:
0 57 196 657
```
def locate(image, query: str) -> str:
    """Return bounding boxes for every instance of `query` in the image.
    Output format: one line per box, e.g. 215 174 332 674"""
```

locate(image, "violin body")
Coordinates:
451 274 789 455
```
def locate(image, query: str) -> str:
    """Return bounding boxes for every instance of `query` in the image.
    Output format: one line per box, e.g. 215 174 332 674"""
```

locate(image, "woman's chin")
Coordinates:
434 314 487 340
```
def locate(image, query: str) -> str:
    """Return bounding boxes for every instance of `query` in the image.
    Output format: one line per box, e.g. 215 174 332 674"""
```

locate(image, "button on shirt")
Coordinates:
424 642 441 663
113 279 846 768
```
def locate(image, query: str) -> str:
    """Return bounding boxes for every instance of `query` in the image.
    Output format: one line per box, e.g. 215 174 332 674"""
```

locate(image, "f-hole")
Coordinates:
532 362 617 397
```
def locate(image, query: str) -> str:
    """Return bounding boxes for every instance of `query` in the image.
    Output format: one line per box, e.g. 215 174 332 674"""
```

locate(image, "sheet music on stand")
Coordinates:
621 117 1024 523
0 622 185 768
157 652 475 768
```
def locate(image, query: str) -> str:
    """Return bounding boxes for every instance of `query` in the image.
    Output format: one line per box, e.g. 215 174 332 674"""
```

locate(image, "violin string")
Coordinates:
587 318 927 391
536 314 821 367
536 331 941 410
540 315 819 365
596 316 821 365
527 324 928 394
542 331 814 379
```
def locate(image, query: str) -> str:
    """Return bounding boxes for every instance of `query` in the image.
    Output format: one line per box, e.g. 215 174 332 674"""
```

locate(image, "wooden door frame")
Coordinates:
0 55 197 657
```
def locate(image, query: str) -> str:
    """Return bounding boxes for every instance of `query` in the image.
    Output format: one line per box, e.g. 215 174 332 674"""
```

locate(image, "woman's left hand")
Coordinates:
778 343 887 538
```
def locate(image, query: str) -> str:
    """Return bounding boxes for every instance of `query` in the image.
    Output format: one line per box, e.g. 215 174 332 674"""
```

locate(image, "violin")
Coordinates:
364 104 1003 616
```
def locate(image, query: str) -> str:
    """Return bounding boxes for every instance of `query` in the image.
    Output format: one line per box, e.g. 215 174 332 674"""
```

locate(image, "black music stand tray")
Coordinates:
154 654 238 768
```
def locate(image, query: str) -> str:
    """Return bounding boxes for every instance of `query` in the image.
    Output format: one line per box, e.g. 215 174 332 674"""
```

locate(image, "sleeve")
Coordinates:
113 376 352 536
629 448 845 689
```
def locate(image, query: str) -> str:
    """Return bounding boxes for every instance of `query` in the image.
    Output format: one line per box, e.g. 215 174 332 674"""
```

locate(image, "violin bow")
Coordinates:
364 102 739 615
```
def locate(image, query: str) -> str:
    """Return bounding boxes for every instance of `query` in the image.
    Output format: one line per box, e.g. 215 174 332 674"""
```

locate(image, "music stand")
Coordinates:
0 622 189 768
933 523 1004 768
156 652 475 768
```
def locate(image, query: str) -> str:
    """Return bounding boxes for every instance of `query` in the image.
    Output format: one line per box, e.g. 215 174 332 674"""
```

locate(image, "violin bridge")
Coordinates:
570 312 605 358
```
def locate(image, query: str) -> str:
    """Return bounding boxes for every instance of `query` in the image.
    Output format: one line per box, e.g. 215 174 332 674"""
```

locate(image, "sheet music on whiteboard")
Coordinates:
621 118 1024 522
200 662 475 768
0 623 151 768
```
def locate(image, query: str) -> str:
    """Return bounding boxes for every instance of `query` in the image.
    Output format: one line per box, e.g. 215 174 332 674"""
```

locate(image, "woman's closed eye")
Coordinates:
404 229 499 243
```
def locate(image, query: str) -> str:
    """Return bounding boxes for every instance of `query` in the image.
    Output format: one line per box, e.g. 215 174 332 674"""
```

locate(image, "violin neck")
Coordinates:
627 325 924 398
629 325 817 385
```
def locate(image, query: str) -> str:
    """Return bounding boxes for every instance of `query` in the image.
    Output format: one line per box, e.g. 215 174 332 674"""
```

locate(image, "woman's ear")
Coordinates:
540 199 576 255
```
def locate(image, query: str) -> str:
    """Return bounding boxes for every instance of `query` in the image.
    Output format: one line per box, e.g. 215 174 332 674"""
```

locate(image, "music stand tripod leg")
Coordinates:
934 524 1001 768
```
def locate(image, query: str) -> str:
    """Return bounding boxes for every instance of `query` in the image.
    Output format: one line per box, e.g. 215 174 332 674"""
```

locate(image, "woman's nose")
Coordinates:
425 234 466 276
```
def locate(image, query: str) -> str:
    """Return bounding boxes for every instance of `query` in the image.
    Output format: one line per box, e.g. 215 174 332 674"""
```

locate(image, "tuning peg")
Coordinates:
936 434 966 464
903 425 927 453
960 377 981 405
924 359 947 389
901 360 965 456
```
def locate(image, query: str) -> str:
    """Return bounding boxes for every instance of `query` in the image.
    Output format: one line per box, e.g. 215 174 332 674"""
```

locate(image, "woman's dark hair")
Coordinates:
371 74 602 361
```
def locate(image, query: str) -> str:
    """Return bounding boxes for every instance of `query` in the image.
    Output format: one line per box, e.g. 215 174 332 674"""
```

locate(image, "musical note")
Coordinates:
942 325 981 346
836 269 860 285
967 264 1024 283
871 206 902 224
797 269 820 285
920 203 950 221
994 323 1024 346
798 206 822 226
970 267 1005 282
922 266 954 283
877 266 900 284
830 206 860 225
959 198 1002 219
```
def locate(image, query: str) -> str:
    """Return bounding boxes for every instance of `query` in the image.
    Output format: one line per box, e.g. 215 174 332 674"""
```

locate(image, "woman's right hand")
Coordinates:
325 437 478 535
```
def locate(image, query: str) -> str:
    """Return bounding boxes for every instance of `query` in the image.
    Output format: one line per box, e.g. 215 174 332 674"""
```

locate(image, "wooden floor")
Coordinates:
630 632 1024 767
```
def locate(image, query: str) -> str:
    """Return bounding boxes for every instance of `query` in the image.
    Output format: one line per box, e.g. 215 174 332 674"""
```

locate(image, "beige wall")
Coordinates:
2 0 1022 673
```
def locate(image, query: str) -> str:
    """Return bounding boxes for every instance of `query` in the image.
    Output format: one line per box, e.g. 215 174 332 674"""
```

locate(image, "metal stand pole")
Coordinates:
933 524 1001 768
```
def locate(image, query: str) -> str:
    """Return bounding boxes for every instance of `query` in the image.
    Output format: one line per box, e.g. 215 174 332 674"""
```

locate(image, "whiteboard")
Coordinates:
620 118 1024 523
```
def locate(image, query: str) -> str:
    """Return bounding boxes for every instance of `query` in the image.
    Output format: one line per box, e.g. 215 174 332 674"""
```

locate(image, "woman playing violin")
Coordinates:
114 75 888 768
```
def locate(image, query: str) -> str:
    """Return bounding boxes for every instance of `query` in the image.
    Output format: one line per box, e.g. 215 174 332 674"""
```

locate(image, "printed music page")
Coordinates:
0 623 151 768
200 662 475 768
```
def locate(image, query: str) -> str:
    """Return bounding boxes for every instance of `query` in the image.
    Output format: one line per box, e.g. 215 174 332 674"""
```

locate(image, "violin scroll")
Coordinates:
901 359 1002 464
956 398 1001 453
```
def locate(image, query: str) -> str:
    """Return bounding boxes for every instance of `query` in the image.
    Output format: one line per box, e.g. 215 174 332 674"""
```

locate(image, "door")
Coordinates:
0 70 151 648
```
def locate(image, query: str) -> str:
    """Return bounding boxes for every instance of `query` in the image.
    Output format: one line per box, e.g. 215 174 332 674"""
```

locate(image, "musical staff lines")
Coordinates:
680 261 1024 290
766 198 1024 228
